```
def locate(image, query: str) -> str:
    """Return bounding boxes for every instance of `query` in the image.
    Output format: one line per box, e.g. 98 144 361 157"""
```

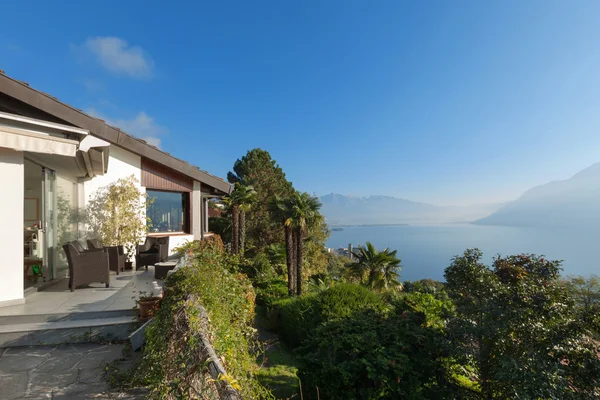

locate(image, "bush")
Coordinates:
296 300 451 399
403 279 446 296
173 234 225 257
135 240 272 399
255 278 289 307
274 283 386 348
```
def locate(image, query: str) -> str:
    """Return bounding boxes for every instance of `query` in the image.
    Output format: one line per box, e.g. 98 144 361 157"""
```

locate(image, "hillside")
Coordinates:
319 193 503 225
474 162 600 228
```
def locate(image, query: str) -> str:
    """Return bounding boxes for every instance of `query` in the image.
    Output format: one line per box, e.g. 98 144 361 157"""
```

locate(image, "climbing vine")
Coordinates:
134 238 273 399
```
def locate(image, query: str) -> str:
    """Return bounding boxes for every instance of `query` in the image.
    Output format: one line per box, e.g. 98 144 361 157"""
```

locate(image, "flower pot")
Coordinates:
138 297 161 319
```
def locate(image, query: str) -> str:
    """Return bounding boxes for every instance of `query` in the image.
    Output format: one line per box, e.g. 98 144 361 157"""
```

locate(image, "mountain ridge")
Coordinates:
319 193 504 225
474 162 600 228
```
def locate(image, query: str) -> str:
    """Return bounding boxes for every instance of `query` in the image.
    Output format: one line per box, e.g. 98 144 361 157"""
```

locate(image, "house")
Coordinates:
0 71 231 307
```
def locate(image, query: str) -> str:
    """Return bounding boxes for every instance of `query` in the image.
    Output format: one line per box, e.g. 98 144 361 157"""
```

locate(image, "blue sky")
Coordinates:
2 1 600 205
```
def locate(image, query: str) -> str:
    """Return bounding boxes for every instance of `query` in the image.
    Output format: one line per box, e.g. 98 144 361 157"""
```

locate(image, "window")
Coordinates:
146 190 189 233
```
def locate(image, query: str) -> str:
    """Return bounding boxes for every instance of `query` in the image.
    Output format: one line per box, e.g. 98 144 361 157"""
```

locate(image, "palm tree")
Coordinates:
226 184 256 255
372 263 403 292
288 192 322 295
231 204 239 254
348 242 403 292
270 196 296 295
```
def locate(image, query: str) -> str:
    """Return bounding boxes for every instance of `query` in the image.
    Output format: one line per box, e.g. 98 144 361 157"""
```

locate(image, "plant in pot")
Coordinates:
86 175 154 268
136 291 162 320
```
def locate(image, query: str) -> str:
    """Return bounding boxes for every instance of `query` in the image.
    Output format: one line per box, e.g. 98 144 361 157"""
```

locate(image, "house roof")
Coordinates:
0 70 231 195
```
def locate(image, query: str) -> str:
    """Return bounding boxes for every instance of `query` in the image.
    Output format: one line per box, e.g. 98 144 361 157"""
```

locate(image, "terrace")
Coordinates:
0 266 162 347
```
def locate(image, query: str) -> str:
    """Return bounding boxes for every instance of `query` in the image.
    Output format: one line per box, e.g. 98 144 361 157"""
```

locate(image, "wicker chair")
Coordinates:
70 240 88 253
63 242 110 292
136 236 170 270
136 238 160 270
155 236 170 262
87 238 126 275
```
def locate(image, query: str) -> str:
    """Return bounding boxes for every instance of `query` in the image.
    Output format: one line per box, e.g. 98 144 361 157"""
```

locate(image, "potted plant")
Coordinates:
86 175 154 267
136 291 161 320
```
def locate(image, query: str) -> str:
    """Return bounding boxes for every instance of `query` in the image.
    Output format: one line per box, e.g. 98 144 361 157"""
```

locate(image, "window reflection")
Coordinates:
147 190 187 233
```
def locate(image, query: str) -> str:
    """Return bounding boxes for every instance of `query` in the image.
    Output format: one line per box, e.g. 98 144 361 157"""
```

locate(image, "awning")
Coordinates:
0 113 111 178
78 135 110 176
0 125 78 157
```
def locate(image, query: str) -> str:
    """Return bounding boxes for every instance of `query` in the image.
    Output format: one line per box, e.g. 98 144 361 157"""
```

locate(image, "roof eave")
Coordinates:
0 72 232 194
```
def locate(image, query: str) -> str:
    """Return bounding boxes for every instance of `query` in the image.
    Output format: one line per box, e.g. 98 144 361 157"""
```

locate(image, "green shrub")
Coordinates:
296 300 451 399
255 278 289 307
275 283 386 348
403 278 446 296
135 240 272 399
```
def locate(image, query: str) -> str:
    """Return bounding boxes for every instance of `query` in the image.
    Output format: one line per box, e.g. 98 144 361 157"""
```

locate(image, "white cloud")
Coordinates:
83 37 153 78
86 108 166 148
81 78 105 92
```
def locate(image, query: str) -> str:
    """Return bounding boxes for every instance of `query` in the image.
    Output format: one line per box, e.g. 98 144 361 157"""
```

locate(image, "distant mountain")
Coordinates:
319 193 503 225
474 162 600 228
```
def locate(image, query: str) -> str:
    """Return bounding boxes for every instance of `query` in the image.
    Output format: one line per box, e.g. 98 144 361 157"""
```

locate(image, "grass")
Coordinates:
256 347 300 399
255 305 301 399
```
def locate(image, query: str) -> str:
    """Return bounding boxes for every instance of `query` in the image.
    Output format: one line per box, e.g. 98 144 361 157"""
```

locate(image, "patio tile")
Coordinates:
0 371 29 400
4 345 56 357
35 352 85 372
0 353 47 373
0 331 32 347
78 366 105 384
77 345 124 369
51 343 104 357
29 327 92 346
90 323 134 342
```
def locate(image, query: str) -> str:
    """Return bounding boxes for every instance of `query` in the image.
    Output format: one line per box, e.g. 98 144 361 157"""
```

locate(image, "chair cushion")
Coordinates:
71 241 86 253
87 238 104 250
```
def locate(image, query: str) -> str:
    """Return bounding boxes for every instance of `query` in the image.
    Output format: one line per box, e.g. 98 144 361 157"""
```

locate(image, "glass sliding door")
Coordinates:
25 162 80 286
55 175 79 279
43 168 57 281
23 159 44 289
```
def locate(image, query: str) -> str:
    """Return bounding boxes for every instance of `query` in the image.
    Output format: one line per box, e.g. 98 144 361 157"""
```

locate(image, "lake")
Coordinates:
327 224 600 281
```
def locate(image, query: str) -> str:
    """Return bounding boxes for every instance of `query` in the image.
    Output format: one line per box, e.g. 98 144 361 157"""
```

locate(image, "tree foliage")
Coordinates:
445 249 600 399
225 183 257 255
296 300 451 399
348 242 403 292
86 175 150 260
227 149 294 251
270 195 297 295
565 274 600 338
287 191 322 295
273 283 386 349
270 192 328 295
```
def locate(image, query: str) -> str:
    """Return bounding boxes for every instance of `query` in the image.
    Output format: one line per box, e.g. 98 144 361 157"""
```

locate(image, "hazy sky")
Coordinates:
2 1 600 205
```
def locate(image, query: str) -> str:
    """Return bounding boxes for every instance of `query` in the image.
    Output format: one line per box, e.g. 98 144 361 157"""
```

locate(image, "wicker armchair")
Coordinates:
70 240 88 253
156 236 170 262
136 238 160 270
136 236 170 270
63 242 110 292
87 239 125 275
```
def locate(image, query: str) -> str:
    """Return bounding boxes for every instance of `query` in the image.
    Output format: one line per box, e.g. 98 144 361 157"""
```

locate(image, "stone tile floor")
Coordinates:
0 268 159 317
0 343 146 399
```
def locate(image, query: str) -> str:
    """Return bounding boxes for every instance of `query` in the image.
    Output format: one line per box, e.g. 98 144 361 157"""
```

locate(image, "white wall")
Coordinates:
167 235 195 255
83 144 143 206
0 148 25 305
82 144 145 262
193 181 202 240
83 143 202 259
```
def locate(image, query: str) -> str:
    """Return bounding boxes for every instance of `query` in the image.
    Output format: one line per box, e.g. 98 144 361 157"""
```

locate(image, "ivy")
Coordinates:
133 239 273 399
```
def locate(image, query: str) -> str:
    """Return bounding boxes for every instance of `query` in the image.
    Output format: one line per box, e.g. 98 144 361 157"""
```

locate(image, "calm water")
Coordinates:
327 224 600 281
